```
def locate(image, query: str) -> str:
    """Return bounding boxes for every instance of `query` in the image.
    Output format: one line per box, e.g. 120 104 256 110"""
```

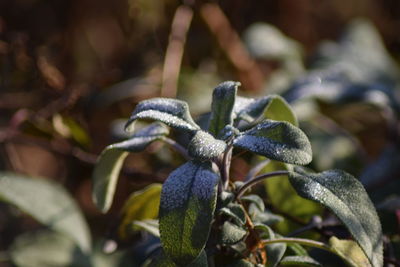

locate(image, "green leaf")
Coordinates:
208 81 239 136
288 168 383 267
263 95 298 126
159 161 219 266
125 98 200 133
10 230 91 267
118 184 161 240
248 204 283 225
188 130 227 160
219 203 246 226
253 224 286 267
280 256 322 266
0 172 91 253
92 123 168 213
240 194 265 211
234 95 298 126
149 249 208 267
262 161 322 234
233 120 312 165
220 221 247 245
329 237 372 267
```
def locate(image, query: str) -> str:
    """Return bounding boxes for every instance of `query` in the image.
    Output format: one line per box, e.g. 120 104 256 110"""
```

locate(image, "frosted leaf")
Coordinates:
233 119 312 165
92 123 169 213
288 168 383 267
125 98 200 133
188 130 227 161
208 81 239 136
159 161 219 266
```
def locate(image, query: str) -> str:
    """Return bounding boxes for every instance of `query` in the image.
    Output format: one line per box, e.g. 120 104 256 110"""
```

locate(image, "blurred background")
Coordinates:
1 0 400 266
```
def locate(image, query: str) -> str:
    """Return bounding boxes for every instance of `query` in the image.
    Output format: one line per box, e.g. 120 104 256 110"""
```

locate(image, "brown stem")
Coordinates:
199 3 264 92
161 5 194 98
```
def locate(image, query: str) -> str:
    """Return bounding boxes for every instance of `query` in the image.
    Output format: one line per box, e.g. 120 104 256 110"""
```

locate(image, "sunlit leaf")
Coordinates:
329 237 371 267
188 130 227 160
125 98 200 133
132 220 159 237
262 161 322 234
233 120 312 165
208 81 239 136
0 172 91 253
288 168 383 267
159 161 219 266
234 95 297 127
92 123 168 213
118 184 161 240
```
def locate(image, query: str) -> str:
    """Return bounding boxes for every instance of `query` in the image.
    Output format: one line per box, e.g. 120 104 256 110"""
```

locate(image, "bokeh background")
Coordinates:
1 0 400 266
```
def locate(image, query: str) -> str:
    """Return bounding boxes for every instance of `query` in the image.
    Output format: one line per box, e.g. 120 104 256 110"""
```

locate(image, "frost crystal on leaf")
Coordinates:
125 98 200 132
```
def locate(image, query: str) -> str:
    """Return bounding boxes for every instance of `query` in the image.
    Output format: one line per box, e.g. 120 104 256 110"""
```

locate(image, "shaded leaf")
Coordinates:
10 230 91 267
159 161 219 266
225 259 255 267
92 123 168 213
219 203 246 226
329 237 371 267
125 98 199 133
118 184 161 240
188 130 227 160
240 194 265 211
149 249 208 267
0 172 91 253
220 221 247 245
280 256 322 266
253 224 286 267
288 168 383 267
248 204 283 226
208 81 239 136
233 120 312 165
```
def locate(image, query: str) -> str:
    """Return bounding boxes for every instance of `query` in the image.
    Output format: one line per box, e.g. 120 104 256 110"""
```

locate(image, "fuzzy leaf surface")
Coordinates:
208 81 239 136
220 221 247 245
0 172 91 253
188 130 227 160
92 123 168 213
288 168 383 267
125 98 199 132
118 184 161 239
233 120 312 165
234 95 298 126
159 161 219 266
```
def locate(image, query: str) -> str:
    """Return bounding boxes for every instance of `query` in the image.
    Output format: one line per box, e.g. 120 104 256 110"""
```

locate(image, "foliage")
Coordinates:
1 5 399 266
89 81 382 266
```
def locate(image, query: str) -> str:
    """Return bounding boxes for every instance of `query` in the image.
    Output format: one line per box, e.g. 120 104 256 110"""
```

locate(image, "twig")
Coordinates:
236 170 289 199
244 159 271 181
199 3 264 92
161 5 194 98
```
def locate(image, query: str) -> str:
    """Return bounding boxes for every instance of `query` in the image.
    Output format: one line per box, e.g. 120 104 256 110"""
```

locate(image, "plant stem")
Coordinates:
236 170 289 199
222 145 233 190
161 137 190 160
